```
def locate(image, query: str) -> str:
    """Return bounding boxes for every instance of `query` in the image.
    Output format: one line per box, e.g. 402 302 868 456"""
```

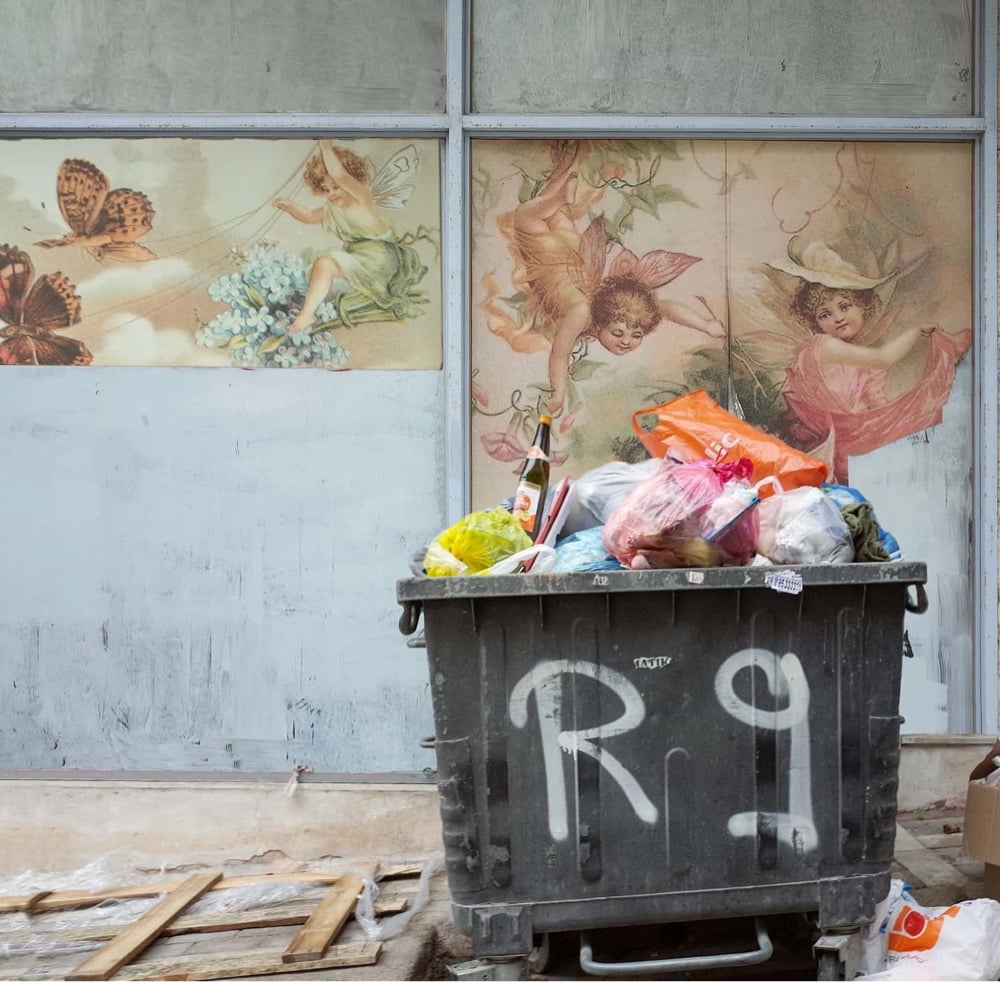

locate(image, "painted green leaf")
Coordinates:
243 284 267 308
568 358 605 382
227 334 248 350
258 334 284 354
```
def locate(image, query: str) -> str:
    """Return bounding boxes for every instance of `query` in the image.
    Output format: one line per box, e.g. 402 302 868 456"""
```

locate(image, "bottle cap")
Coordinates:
539 414 552 425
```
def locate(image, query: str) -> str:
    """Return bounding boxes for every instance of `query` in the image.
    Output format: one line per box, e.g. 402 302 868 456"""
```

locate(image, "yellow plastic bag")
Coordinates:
424 508 533 577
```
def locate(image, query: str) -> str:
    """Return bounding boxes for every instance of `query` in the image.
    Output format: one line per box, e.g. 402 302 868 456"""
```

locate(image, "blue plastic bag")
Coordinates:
553 527 622 573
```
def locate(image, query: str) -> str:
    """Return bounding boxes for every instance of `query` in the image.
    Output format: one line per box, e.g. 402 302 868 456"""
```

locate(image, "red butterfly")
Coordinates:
0 244 91 366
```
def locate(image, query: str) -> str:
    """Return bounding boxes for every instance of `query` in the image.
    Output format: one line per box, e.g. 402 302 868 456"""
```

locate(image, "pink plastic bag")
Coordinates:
602 457 759 569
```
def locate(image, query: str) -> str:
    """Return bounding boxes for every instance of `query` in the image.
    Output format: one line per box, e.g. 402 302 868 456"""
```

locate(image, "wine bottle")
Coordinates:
512 414 551 540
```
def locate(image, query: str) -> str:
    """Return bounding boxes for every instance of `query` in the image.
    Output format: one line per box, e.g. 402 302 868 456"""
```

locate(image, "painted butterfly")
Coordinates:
0 244 90 366
35 158 157 262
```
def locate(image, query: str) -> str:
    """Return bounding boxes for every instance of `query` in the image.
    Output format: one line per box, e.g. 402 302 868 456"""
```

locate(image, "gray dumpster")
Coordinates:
397 562 927 979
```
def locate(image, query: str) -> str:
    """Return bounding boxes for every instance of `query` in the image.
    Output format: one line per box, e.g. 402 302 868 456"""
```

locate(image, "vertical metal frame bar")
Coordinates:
444 0 470 522
975 0 999 734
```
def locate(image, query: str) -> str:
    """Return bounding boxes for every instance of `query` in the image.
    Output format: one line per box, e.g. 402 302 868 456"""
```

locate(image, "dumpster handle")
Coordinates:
905 583 928 615
399 600 422 636
579 917 772 977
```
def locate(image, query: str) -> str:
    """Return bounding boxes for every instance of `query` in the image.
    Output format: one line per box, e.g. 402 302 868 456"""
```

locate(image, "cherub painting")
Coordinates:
0 138 441 368
472 139 729 500
272 140 432 334
488 140 724 417
742 236 971 483
728 141 973 485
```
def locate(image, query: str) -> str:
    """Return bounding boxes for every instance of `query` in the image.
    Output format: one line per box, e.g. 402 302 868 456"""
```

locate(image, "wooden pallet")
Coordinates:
0 862 424 981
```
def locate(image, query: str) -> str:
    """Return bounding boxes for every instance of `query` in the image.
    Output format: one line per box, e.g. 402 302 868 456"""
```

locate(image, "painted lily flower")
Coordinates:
558 406 584 435
471 378 491 410
481 419 527 463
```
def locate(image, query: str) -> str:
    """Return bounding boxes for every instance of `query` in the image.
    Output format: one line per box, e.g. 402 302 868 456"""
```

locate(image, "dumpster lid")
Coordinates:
397 561 927 602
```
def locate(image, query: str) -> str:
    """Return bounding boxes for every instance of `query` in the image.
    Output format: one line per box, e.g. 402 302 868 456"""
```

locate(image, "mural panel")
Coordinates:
0 138 442 369
471 138 972 506
470 136 974 733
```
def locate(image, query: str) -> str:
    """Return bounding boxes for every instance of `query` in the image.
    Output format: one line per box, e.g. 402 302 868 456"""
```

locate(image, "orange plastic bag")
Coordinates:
632 390 827 491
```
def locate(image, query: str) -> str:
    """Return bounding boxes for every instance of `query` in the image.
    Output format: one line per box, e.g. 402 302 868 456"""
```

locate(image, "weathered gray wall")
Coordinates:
0 369 444 771
0 0 445 113
472 0 973 115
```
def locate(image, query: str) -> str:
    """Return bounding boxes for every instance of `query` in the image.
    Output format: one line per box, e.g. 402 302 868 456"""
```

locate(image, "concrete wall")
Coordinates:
0 369 444 773
0 0 445 113
472 0 973 115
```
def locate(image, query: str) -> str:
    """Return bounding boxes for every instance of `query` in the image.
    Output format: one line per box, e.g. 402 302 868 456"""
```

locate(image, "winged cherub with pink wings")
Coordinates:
483 140 724 416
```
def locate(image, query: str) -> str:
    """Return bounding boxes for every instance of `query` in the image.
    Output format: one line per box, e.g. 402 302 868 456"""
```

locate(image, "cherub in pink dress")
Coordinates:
482 140 724 417
762 238 971 483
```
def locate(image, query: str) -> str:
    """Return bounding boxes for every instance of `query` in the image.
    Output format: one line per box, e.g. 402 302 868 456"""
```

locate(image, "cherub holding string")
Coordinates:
274 140 432 333
482 140 724 416
737 235 972 484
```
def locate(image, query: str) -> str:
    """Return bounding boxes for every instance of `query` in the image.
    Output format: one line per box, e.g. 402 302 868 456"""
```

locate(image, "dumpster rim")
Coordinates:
397 561 927 602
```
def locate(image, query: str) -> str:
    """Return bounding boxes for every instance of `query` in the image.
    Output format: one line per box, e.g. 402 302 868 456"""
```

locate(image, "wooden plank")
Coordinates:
112 941 381 981
281 874 363 964
1 895 409 952
375 861 424 881
65 872 222 981
2 871 346 915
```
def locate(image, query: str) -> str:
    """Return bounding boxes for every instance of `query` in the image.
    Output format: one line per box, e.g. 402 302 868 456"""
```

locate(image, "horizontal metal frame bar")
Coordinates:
463 114 987 139
0 113 985 140
0 113 451 136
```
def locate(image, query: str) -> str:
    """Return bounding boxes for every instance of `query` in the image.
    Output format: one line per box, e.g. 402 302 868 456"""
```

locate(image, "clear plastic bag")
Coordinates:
559 459 661 538
756 486 854 565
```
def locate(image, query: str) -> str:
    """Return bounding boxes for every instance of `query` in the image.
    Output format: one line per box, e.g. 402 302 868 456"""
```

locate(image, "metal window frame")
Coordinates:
1 0 995 733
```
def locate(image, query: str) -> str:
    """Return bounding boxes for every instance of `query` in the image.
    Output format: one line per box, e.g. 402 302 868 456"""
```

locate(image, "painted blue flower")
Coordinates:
242 307 274 334
208 273 244 304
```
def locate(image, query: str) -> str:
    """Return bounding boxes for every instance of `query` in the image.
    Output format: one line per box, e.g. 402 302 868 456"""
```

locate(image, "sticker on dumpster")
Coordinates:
633 656 671 670
764 570 804 595
686 570 705 584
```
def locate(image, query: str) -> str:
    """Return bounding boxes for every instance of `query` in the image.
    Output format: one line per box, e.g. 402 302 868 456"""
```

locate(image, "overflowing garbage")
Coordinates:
421 390 902 577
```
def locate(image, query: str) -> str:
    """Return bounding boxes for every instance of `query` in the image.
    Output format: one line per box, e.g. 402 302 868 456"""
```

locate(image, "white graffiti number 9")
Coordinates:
713 648 818 853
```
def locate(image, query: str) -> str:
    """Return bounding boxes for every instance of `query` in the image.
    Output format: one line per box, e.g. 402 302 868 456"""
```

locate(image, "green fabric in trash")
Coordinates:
840 502 890 563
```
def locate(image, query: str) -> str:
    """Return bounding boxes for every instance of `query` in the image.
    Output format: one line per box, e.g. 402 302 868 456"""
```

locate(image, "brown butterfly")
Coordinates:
35 158 157 262
0 244 91 366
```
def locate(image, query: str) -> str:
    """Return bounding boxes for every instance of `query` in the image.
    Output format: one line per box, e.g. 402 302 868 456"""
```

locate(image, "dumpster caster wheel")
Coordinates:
814 929 861 981
527 934 551 974
815 949 846 980
447 957 525 981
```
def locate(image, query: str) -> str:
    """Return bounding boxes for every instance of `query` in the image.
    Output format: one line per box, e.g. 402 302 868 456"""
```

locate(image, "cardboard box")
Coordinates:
961 740 1000 900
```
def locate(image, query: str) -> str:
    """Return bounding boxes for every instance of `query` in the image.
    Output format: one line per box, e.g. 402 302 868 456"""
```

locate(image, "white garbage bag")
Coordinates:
857 880 1000 980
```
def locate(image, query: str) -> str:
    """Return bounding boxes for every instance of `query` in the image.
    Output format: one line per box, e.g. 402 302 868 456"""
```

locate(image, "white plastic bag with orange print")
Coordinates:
858 880 1000 980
